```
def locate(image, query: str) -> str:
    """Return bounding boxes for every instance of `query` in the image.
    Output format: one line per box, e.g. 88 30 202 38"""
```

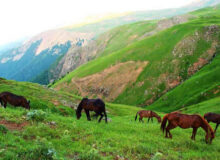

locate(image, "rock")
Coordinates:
48 121 56 126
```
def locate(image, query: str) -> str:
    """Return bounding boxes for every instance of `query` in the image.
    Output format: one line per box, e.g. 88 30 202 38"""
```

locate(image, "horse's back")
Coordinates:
0 92 25 105
138 110 151 117
204 112 220 123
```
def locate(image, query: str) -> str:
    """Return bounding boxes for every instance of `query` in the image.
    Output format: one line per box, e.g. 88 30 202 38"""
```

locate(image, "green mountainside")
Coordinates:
53 5 220 109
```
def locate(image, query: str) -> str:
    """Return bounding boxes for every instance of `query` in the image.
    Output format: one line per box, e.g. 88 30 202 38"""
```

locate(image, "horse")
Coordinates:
135 110 161 123
161 112 215 144
0 92 30 110
204 112 220 133
76 98 107 123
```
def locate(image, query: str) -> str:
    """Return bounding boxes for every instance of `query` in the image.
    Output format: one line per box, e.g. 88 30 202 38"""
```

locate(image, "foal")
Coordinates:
135 110 161 123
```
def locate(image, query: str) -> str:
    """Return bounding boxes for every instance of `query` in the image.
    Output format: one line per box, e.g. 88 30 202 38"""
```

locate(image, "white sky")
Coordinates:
0 0 195 45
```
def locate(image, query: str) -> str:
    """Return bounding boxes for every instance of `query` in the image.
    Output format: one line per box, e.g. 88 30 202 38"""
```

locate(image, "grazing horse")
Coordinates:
204 112 220 133
76 98 107 123
0 92 30 110
161 112 215 144
135 110 161 123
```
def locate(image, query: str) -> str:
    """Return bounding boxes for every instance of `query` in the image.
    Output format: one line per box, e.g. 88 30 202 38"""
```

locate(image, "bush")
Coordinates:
0 125 8 134
27 110 46 122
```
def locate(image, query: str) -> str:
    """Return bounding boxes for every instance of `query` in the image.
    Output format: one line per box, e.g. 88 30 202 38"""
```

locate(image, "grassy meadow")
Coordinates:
0 102 219 160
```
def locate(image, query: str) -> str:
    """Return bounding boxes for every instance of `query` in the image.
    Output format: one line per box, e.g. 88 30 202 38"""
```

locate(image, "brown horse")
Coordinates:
135 110 161 123
76 98 107 123
0 92 30 110
204 112 220 133
161 112 215 144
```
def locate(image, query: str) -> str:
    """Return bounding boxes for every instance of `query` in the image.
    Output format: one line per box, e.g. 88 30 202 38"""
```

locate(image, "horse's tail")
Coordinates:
104 110 108 123
135 112 139 121
0 96 3 106
161 114 169 133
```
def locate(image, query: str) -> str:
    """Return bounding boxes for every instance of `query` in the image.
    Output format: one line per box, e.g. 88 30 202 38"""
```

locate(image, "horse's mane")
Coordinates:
199 115 214 134
77 98 88 112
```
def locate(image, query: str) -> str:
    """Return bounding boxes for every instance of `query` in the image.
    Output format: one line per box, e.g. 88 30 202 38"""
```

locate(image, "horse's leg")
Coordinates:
214 123 219 133
191 127 198 140
3 100 7 109
103 111 108 123
85 110 91 121
98 113 104 123
139 117 143 123
166 123 176 139
148 118 150 123
151 117 153 123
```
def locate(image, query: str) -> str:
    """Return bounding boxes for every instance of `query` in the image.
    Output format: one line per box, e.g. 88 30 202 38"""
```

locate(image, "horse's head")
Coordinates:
158 116 162 123
23 100 30 110
76 98 88 120
205 122 215 144
76 109 81 120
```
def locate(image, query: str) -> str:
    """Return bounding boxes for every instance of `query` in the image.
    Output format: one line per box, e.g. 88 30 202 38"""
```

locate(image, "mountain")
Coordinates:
52 5 220 109
17 0 220 84
0 29 93 81
0 39 26 54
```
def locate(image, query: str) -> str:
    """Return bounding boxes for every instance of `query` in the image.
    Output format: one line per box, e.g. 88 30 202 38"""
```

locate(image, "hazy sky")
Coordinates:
0 0 195 45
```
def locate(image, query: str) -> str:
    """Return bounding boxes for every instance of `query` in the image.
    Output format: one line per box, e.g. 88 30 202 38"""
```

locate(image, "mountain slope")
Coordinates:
147 50 220 112
52 5 220 108
31 0 220 85
41 15 191 85
0 29 93 82
0 78 80 111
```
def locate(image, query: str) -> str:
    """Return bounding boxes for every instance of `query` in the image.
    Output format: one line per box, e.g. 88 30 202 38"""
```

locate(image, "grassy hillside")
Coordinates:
0 81 219 159
52 6 220 108
148 52 220 112
0 78 80 115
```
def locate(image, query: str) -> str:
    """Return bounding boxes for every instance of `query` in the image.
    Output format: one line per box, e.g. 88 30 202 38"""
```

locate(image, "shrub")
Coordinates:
26 110 46 122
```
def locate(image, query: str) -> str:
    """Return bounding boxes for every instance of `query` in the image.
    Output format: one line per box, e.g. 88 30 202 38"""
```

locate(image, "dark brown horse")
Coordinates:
204 112 220 133
0 92 30 110
135 110 161 123
76 98 107 123
161 112 215 143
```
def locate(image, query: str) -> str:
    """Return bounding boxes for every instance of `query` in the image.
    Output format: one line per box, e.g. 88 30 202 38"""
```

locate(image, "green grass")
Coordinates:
181 97 220 115
0 103 219 160
1 77 220 159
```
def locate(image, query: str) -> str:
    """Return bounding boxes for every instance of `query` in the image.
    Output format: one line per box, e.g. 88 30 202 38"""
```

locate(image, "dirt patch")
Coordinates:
52 99 60 106
188 58 208 76
168 76 181 88
0 120 28 131
172 35 199 57
69 61 148 101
